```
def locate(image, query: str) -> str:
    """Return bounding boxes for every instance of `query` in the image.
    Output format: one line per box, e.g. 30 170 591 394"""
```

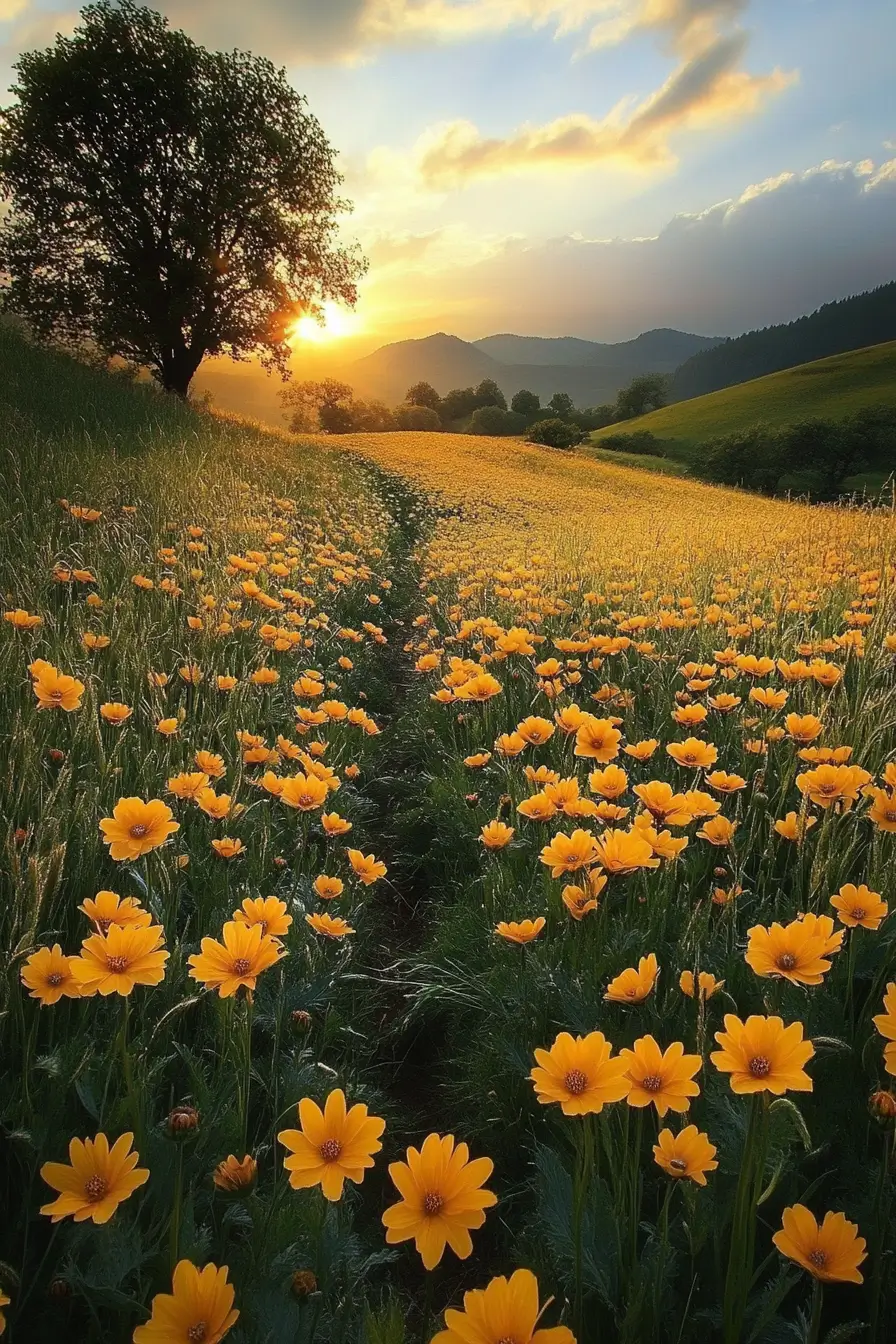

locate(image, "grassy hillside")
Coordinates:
590 340 896 461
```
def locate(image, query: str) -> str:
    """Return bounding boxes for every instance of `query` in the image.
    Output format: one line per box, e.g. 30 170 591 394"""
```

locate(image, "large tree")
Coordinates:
0 1 364 396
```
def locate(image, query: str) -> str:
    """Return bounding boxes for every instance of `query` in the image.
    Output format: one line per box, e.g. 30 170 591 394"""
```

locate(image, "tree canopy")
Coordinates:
0 1 364 396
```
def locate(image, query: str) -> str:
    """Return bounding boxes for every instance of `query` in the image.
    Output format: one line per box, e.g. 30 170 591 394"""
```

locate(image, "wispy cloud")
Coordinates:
414 31 796 187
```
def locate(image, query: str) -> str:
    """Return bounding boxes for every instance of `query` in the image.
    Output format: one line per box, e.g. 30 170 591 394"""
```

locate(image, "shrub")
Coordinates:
527 417 584 450
469 405 526 436
394 402 442 431
599 431 667 457
510 389 540 417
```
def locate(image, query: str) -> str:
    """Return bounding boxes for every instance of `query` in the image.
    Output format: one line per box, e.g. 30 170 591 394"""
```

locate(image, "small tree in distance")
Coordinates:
615 373 669 420
548 391 575 418
395 403 442 430
0 1 364 397
475 379 507 410
511 389 540 416
405 381 442 412
528 418 584 450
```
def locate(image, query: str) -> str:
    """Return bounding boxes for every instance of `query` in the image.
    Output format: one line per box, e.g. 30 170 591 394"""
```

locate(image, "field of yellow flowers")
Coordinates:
3 336 896 1344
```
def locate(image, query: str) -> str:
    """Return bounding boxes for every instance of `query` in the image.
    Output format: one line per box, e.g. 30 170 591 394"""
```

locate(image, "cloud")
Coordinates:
414 31 796 187
406 157 896 339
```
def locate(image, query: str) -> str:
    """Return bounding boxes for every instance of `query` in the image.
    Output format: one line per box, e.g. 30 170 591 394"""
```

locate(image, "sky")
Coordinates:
2 0 895 356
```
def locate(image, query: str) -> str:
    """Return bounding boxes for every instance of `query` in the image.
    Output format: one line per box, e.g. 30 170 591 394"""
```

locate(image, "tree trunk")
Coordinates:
160 345 204 399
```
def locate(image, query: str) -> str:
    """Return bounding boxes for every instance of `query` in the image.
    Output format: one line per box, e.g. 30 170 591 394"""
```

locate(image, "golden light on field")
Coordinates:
290 301 364 344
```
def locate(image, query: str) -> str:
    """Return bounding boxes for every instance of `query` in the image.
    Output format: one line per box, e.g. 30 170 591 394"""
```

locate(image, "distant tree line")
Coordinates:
282 371 670 444
672 282 896 402
689 405 896 500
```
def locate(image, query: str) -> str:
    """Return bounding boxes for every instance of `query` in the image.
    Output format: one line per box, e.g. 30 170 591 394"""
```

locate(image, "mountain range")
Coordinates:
344 328 721 408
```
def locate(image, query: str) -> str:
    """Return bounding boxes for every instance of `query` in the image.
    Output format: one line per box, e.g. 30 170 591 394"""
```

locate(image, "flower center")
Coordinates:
749 1056 771 1078
669 1158 688 1173
232 958 252 976
422 1192 444 1216
808 1249 827 1269
187 1325 208 1343
84 1175 108 1202
46 972 64 986
106 955 129 974
49 690 63 702
129 823 148 838
776 953 797 970
565 1069 588 1096
853 908 865 920
319 1138 342 1162
641 1074 664 1093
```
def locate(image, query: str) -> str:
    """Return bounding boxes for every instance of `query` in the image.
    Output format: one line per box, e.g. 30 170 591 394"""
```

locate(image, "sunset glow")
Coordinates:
290 302 364 344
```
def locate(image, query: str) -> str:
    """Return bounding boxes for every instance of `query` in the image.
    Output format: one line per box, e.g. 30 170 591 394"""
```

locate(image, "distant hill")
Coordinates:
591 341 896 465
345 328 719 407
474 328 719 369
672 282 896 401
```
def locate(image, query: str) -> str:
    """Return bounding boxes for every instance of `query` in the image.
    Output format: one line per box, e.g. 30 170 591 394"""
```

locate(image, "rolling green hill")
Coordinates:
591 340 896 463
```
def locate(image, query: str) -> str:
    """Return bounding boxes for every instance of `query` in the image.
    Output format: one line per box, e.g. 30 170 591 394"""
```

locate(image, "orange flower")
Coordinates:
515 715 555 745
653 1125 718 1185
679 970 723 999
593 827 660 875
745 913 843 985
347 849 387 884
40 1132 149 1225
278 1089 384 1201
605 953 659 1004
830 883 888 930
232 896 292 939
71 923 168 996
666 737 718 769
696 815 737 846
495 918 545 944
711 1014 814 1094
574 715 622 762
211 837 245 859
620 1036 701 1115
539 828 599 877
480 820 514 849
773 1206 866 1284
531 1030 631 1115
313 875 345 900
382 1133 497 1269
99 702 132 725
188 921 282 996
195 787 232 819
21 945 82 1005
78 890 151 934
32 665 85 711
195 750 226 778
99 797 179 861
168 771 211 800
306 912 355 938
774 811 818 841
431 1269 575 1344
279 773 329 810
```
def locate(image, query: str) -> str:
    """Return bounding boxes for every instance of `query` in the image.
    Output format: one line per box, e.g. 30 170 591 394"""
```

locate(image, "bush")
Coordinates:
351 399 397 432
573 403 616 431
468 405 526 436
394 402 442 431
510 389 540 417
599 431 666 457
527 417 584 450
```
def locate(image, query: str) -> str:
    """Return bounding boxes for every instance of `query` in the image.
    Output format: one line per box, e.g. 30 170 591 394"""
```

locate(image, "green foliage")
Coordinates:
673 281 896 401
511 389 541 416
599 431 668 457
469 405 527 436
0 1 364 397
394 402 442 431
527 417 584 449
404 382 442 412
615 373 669 420
548 391 575 418
475 378 507 410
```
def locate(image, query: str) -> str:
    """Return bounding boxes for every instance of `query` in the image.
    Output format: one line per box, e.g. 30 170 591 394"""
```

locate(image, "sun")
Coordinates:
290 302 363 344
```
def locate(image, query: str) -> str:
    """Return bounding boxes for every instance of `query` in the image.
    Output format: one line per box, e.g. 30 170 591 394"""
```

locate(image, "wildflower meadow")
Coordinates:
2 334 896 1344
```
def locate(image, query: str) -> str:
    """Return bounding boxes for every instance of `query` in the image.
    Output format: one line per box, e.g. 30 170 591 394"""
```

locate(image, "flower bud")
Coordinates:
167 1104 200 1138
13 827 28 847
213 1154 257 1196
464 793 479 808
290 1269 318 1300
291 1009 312 1031
47 748 65 766
869 1090 896 1124
47 1277 71 1300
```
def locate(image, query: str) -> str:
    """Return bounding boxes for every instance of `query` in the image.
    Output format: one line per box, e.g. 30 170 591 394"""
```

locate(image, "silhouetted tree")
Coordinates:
440 387 479 422
615 374 669 419
548 391 575 418
395 403 442 430
405 381 442 411
281 378 354 432
475 379 507 410
0 1 364 397
511 389 540 416
469 406 526 436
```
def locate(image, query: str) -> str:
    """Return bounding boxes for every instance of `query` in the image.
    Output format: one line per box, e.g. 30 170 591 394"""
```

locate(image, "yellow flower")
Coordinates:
531 1030 631 1115
156 717 180 736
78 890 151 934
872 984 896 1075
168 771 211 800
99 797 179 861
4 607 41 629
99 702 132 725
40 1132 148 1223
382 1133 497 1269
195 750 226 778
21 945 82 1005
480 820 514 849
830 883 888 929
574 715 622 762
431 1269 575 1344
495 918 545 944
195 787 232 819
133 1261 239 1344
313 875 345 900
232 896 292 939
213 1154 258 1194
306 912 355 938
32 665 85 711
347 848 387 884
620 1036 702 1115
539 828 599 877
696 815 737 846
605 954 659 1004
653 1125 718 1185
279 772 329 810
679 970 723 999
71 923 169 996
745 914 843 985
774 811 818 841
211 837 244 859
711 1014 814 1094
773 1206 866 1284
666 737 718 769
188 921 282 996
515 715 555 745
278 1088 384 1201
593 827 660 874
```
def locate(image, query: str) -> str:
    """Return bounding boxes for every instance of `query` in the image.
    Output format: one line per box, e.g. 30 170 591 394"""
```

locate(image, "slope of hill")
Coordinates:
473 327 719 368
344 327 719 407
672 281 896 401
592 341 896 460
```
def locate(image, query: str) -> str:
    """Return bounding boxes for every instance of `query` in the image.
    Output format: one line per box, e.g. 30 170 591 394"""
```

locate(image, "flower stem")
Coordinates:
806 1279 823 1344
169 1143 184 1270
